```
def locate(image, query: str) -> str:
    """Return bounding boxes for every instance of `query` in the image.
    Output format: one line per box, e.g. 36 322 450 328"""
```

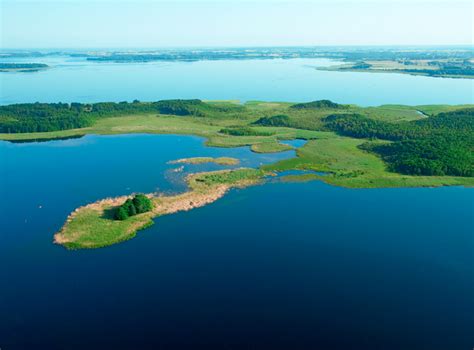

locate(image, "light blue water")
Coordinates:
1 56 473 106
279 138 308 148
0 134 473 349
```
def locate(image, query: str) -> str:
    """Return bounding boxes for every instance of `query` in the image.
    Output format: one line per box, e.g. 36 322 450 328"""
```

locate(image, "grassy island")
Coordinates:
54 168 265 249
169 157 239 166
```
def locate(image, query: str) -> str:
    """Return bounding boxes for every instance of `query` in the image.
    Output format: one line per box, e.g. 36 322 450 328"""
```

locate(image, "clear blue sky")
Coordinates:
1 0 472 48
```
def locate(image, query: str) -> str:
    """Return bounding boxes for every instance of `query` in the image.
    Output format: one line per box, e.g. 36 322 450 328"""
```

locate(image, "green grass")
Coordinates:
415 104 474 116
251 141 293 153
60 207 155 249
193 168 266 186
363 105 426 122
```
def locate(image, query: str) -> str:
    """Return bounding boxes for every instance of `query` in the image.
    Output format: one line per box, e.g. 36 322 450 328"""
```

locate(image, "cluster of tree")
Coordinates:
415 109 474 130
0 103 95 133
362 136 473 177
219 126 273 136
252 114 291 127
154 99 206 116
416 60 473 77
115 194 153 221
0 99 211 133
324 109 474 140
324 110 474 177
402 68 474 77
323 113 411 140
290 100 345 110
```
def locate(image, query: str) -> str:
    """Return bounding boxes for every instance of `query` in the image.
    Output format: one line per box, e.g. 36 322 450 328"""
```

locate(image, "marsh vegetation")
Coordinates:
1 99 472 188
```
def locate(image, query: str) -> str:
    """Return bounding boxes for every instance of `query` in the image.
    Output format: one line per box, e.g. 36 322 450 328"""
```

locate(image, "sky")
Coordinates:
1 0 473 48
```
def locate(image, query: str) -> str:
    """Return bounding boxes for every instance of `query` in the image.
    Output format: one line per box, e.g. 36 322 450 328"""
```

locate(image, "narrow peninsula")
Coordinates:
54 169 265 249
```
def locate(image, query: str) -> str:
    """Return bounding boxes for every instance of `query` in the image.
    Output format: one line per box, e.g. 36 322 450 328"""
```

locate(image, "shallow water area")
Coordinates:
278 138 308 148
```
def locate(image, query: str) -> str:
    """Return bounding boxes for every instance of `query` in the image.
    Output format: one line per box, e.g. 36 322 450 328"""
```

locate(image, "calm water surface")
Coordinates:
0 134 473 349
1 56 473 105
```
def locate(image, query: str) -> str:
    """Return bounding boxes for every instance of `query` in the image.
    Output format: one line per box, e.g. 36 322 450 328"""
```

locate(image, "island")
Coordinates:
169 157 240 166
318 59 474 79
0 98 472 249
54 169 265 249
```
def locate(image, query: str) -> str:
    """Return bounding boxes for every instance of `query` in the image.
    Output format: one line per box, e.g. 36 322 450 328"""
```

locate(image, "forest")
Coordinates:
323 110 474 176
0 100 206 133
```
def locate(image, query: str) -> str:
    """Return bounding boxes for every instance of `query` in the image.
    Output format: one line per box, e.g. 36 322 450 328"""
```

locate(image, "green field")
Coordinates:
1 100 473 188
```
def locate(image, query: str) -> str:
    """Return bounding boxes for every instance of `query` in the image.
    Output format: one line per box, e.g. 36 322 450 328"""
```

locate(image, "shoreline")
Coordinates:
316 66 474 80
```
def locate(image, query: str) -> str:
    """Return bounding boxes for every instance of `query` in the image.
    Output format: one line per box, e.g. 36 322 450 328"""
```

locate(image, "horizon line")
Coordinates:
2 44 474 51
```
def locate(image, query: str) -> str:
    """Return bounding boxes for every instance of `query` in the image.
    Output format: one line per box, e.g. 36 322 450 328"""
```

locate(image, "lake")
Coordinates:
0 134 473 349
1 56 473 106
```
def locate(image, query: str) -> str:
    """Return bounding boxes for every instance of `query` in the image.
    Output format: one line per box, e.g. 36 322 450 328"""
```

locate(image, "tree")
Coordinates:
115 207 129 221
122 199 137 216
133 194 153 214
114 194 153 221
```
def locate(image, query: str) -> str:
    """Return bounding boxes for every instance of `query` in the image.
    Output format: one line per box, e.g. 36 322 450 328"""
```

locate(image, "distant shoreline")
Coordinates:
317 62 474 79
0 63 49 73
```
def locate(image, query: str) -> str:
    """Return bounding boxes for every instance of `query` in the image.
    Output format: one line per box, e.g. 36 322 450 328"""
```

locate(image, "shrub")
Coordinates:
290 100 344 110
133 194 153 214
122 199 137 216
114 194 153 220
115 207 129 221
219 126 272 136
253 114 291 127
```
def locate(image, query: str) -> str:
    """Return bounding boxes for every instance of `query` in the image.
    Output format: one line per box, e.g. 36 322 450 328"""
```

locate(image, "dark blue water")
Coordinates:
1 134 473 349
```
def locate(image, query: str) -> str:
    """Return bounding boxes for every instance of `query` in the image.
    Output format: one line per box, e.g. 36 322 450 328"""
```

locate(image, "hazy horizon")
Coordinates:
1 44 473 51
2 0 472 49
